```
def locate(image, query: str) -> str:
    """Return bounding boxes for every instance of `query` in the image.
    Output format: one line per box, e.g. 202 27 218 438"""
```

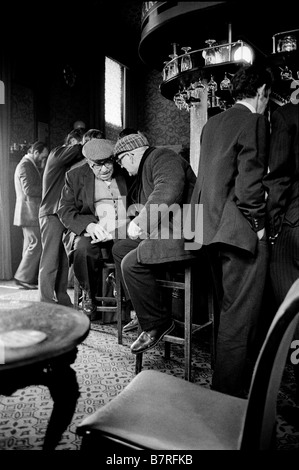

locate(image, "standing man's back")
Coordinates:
188 64 273 398
38 129 84 306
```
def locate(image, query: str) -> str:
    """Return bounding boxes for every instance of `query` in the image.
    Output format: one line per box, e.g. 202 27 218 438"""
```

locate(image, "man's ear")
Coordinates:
257 83 266 98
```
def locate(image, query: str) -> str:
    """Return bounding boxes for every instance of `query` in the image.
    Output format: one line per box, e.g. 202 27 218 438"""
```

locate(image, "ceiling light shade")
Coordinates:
233 41 254 64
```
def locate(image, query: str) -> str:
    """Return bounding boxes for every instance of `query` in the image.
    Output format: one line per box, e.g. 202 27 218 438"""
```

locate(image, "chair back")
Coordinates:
240 278 299 450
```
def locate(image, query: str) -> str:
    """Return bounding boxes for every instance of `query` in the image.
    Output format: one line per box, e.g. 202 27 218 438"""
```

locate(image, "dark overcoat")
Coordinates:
187 103 269 255
132 147 196 264
264 102 299 237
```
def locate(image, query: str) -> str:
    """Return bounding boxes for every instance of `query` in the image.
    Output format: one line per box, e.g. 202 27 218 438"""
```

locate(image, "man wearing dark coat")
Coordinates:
112 132 196 354
264 101 299 408
38 129 84 306
186 64 273 398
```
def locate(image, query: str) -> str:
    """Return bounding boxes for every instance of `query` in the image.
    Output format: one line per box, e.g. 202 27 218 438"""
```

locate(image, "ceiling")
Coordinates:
2 1 298 76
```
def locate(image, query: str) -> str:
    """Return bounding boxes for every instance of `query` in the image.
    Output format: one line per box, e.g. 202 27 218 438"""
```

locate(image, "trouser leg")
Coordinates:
39 215 72 306
73 236 113 299
270 225 299 402
121 248 171 331
211 240 269 398
112 238 141 301
55 240 73 306
14 226 41 284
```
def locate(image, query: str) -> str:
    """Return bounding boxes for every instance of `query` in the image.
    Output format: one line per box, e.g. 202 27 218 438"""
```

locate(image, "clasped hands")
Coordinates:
85 222 112 243
85 220 144 242
127 220 143 239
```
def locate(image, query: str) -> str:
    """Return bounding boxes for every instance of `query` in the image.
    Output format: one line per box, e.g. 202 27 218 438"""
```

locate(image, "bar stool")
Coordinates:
134 257 217 382
74 262 122 332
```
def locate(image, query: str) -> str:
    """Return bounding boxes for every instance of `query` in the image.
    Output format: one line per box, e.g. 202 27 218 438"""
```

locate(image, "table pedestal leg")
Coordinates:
43 350 80 451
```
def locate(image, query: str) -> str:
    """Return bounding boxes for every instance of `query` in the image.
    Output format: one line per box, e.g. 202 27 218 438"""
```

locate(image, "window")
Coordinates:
105 56 127 141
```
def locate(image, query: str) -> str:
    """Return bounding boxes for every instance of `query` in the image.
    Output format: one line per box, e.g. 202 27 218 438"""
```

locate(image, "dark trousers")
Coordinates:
270 224 299 399
209 239 269 398
39 215 72 306
270 225 299 307
112 239 172 331
73 236 113 300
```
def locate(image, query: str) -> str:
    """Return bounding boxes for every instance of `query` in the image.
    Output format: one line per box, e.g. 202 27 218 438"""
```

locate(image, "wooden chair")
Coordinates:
134 258 217 381
74 262 122 332
77 278 299 450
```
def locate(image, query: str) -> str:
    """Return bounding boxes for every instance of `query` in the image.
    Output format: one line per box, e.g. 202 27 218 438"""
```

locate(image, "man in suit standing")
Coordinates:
13 141 49 289
187 64 273 398
38 129 84 306
264 101 299 406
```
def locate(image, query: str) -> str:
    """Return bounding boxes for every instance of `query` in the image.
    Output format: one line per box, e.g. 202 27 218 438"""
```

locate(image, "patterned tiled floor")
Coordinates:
0 283 298 450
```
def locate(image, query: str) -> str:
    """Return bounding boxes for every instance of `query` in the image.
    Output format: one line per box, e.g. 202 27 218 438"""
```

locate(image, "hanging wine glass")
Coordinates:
281 35 297 52
181 47 192 72
280 66 293 80
162 61 170 81
168 55 179 78
190 77 205 100
202 39 216 65
220 72 231 90
208 75 218 107
167 43 179 78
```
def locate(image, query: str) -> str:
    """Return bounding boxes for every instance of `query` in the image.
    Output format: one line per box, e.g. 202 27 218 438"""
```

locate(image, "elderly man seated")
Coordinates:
57 139 129 318
112 131 196 353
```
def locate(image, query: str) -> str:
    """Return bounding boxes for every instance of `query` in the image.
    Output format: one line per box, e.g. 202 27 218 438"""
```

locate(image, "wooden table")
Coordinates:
0 299 90 450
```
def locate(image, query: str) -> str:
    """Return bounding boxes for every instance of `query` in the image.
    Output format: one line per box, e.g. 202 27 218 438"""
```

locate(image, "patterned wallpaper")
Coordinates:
138 68 190 150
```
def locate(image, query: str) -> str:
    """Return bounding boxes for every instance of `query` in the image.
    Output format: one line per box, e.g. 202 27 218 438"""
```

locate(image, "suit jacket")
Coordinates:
57 162 128 258
13 155 42 227
187 103 269 255
131 147 197 264
39 143 84 218
264 102 299 238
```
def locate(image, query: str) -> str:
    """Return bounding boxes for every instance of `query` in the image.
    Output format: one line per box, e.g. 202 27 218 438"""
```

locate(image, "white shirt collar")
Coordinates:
235 100 256 114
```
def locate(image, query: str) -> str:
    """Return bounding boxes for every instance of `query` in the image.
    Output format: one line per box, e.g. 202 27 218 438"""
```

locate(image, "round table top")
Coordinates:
0 300 90 370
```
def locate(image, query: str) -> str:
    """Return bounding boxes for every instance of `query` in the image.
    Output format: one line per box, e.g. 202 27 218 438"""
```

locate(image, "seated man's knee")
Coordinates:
121 250 138 278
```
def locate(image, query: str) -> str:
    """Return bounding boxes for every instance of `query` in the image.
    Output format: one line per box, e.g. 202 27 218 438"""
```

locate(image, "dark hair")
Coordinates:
118 128 138 138
65 128 84 145
28 141 48 154
231 64 273 100
83 129 104 144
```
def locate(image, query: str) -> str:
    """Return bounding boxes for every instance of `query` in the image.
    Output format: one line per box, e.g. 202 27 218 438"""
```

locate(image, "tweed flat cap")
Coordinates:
114 132 149 157
82 138 115 161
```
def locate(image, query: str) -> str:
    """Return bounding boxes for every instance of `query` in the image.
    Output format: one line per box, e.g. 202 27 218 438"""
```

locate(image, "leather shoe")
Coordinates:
82 292 97 320
123 317 139 333
14 278 38 290
130 321 175 354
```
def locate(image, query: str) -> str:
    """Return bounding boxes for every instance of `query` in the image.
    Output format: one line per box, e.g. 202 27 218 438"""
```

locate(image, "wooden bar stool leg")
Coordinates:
135 323 143 374
135 353 143 375
74 276 81 310
184 266 192 381
116 275 123 345
208 271 217 370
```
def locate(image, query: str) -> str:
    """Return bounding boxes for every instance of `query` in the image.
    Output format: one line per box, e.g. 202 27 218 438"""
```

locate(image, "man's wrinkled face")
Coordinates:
87 157 114 181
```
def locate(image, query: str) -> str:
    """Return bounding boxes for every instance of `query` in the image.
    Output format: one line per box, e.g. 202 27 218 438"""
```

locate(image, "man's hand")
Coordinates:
127 220 143 239
85 223 112 243
257 228 266 240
